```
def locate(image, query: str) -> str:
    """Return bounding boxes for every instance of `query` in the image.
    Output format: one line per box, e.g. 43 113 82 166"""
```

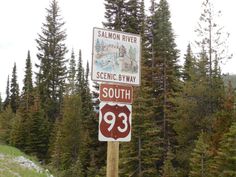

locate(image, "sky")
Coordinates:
0 0 236 99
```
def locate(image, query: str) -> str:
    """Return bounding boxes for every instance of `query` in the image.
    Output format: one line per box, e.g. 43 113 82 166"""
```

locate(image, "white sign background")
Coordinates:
92 27 141 86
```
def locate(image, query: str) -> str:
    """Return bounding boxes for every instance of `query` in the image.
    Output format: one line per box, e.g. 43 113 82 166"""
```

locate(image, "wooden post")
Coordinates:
106 141 119 177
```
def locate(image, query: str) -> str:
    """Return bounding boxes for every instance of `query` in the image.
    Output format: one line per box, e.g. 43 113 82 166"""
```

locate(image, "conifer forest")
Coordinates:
0 0 235 176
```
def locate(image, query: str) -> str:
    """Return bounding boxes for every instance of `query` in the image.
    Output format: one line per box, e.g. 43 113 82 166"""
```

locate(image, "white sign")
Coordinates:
99 102 132 142
92 27 141 86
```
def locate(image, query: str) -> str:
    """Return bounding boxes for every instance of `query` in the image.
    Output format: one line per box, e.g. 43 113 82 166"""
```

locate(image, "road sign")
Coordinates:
99 102 132 142
100 83 133 104
92 27 141 86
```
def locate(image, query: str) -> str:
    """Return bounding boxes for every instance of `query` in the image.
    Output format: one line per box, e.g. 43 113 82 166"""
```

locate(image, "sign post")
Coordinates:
106 142 119 177
92 27 141 177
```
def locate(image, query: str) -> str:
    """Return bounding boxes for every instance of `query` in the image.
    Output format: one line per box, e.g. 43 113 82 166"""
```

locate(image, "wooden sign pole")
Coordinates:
106 142 119 177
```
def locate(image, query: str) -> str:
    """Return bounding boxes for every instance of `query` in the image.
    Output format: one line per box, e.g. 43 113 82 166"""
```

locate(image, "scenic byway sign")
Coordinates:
100 83 133 104
92 27 141 86
99 102 132 142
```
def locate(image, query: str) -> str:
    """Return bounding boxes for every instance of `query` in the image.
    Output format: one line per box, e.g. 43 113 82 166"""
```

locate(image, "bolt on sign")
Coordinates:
91 27 141 86
99 102 132 142
100 83 133 104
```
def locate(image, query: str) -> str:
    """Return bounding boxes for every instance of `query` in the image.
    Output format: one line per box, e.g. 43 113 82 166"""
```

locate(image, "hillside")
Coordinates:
222 74 236 88
0 144 53 177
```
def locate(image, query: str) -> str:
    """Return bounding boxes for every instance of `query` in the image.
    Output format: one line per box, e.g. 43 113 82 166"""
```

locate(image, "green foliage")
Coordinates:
123 0 145 34
10 63 20 113
162 149 178 177
3 76 10 110
0 93 2 113
21 51 34 112
0 107 15 144
150 0 181 168
1 0 236 176
189 132 211 177
26 108 50 160
211 122 236 177
36 0 67 122
50 94 82 171
9 113 25 149
103 0 125 30
67 49 77 95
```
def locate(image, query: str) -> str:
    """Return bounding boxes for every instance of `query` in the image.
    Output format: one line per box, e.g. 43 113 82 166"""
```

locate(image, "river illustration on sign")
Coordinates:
92 28 141 85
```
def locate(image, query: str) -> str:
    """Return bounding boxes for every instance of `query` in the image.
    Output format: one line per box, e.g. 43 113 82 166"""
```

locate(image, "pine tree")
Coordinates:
67 49 77 95
80 62 103 176
150 0 180 163
182 44 196 81
162 148 178 177
3 76 10 110
12 51 35 152
51 94 82 172
92 81 100 113
0 106 15 143
10 63 20 113
0 93 2 113
211 122 236 177
210 80 235 154
195 0 231 115
195 0 232 76
174 46 214 176
76 49 84 93
9 113 24 149
123 0 144 34
26 94 50 160
189 132 211 177
36 0 67 122
21 51 34 111
103 0 125 30
120 1 165 175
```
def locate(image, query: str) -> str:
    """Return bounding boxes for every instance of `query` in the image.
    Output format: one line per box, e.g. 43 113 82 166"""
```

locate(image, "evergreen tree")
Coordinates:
3 76 10 110
51 94 82 173
21 50 34 111
10 63 20 113
195 0 231 114
162 148 178 177
123 0 144 34
36 0 67 122
92 81 100 113
195 0 232 77
76 49 84 93
0 106 15 143
12 51 35 152
150 0 180 162
189 132 211 177
0 93 2 112
174 46 212 176
119 1 164 176
9 113 24 149
26 94 50 160
103 0 125 30
67 49 77 95
211 122 236 177
210 80 235 154
182 44 196 81
80 62 103 176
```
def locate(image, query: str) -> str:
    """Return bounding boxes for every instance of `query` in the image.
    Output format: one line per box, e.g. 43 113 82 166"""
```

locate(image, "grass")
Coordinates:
0 144 52 177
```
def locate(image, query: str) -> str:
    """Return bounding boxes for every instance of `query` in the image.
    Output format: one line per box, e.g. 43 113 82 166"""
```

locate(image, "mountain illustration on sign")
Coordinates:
94 39 138 74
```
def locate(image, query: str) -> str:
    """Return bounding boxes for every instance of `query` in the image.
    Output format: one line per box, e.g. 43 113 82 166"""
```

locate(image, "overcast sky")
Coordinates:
0 0 235 99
